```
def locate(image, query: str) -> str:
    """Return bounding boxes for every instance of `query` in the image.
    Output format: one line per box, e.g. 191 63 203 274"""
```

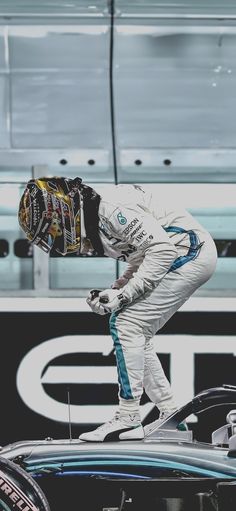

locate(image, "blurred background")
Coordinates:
0 0 236 445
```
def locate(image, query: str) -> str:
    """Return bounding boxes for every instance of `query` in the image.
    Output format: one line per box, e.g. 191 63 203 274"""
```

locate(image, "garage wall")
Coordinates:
0 1 236 296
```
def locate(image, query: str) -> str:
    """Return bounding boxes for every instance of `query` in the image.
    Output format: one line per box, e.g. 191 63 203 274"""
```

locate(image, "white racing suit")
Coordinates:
84 184 217 414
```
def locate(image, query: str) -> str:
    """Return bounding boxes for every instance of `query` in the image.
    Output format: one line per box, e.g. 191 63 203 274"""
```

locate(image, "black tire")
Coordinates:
0 456 51 511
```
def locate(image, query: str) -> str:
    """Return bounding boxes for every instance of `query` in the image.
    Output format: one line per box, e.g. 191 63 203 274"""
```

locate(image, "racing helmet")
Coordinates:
18 176 83 255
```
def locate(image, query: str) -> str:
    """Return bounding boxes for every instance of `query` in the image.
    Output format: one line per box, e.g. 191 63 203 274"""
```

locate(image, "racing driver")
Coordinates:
18 176 217 442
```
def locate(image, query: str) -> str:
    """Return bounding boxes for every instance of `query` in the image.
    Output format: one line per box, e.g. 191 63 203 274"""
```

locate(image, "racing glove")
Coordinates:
86 289 108 316
98 288 129 313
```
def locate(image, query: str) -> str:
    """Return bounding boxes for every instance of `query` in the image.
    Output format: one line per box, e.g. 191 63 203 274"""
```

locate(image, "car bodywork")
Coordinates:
1 385 236 510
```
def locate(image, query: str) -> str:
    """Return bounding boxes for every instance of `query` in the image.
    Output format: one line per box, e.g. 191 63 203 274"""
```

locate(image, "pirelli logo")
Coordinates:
0 471 38 511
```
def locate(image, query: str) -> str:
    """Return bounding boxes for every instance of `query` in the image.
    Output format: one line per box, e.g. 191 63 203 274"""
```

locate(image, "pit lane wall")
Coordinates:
0 297 236 446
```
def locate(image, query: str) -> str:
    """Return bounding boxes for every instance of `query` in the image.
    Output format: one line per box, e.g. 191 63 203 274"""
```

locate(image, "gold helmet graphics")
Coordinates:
18 177 82 255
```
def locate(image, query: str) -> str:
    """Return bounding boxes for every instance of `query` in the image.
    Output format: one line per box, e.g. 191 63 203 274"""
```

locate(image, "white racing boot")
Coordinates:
79 412 144 442
144 409 187 437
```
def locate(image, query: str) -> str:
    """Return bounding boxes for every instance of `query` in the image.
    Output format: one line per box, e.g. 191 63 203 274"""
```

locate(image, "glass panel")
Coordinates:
114 20 236 182
198 258 236 296
0 0 108 16
116 0 236 16
0 168 32 184
0 223 33 290
10 25 111 152
0 27 9 149
0 182 33 290
5 22 113 182
49 257 116 290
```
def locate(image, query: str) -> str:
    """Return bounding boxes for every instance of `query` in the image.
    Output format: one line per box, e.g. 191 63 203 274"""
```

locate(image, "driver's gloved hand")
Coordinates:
98 288 129 313
86 289 109 316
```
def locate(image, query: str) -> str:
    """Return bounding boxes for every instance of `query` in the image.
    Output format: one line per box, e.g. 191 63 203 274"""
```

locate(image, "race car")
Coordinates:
1 385 236 511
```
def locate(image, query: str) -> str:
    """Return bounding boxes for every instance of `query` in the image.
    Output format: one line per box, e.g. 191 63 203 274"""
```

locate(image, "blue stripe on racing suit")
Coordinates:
164 226 204 272
109 312 133 399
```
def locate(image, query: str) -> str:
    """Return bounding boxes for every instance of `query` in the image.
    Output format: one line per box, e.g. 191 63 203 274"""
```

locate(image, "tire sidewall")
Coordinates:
0 456 50 511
